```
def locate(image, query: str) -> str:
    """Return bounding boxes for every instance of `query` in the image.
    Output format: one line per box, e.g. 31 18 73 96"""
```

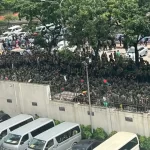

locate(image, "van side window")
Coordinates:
26 118 33 123
10 118 33 131
0 130 7 139
56 126 80 143
45 139 54 149
20 134 29 145
72 126 80 135
31 122 54 137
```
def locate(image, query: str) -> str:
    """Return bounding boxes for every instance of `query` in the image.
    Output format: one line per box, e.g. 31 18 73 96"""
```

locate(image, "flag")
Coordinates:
64 75 67 82
103 79 111 86
80 79 84 83
82 91 87 95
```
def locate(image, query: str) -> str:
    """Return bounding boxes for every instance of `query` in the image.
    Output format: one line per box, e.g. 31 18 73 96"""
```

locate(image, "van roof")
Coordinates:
93 132 138 150
11 118 53 136
35 122 79 141
8 25 21 29
0 114 33 132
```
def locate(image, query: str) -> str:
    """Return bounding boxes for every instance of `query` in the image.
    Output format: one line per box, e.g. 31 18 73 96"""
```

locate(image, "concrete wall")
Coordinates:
0 81 150 136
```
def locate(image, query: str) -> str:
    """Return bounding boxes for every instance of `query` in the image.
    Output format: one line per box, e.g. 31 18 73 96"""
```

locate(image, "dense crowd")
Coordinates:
1 33 34 51
0 42 150 112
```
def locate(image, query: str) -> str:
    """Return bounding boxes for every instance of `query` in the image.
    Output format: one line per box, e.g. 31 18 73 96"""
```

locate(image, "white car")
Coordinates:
3 25 22 35
57 41 77 52
126 46 148 60
0 33 13 42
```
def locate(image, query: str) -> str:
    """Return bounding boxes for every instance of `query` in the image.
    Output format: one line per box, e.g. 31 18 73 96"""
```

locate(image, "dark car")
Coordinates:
72 139 101 150
0 112 10 123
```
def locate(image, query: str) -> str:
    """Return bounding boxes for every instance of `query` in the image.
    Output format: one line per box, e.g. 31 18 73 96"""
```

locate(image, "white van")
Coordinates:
0 114 34 146
3 25 22 35
93 132 140 150
28 122 81 150
2 118 55 150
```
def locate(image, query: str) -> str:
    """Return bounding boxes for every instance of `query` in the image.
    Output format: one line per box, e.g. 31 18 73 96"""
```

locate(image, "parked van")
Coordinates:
28 122 81 150
0 114 33 146
2 118 55 150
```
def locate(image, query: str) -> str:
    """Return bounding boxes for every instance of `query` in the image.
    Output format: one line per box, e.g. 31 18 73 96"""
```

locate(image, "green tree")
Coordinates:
109 0 150 66
14 0 63 53
2 0 16 11
92 128 108 141
63 0 115 60
4 13 17 28
81 125 92 139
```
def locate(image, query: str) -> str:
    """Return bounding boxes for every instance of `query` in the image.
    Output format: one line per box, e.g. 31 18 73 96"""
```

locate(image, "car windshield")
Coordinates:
4 133 21 145
28 138 46 150
127 47 135 53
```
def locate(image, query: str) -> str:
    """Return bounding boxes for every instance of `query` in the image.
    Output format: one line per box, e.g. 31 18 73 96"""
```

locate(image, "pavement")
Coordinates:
99 44 150 62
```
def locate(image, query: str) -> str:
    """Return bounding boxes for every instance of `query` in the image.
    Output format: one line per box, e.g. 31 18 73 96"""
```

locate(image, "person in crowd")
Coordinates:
119 35 122 46
116 50 120 57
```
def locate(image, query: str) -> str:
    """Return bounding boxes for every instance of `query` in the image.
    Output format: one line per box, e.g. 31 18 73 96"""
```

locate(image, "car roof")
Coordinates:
73 139 100 148
0 113 9 118
35 122 79 141
11 118 53 136
8 25 21 29
0 114 33 132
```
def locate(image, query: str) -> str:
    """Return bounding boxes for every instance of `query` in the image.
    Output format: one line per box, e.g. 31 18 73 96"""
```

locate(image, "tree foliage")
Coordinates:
14 0 150 64
107 0 150 66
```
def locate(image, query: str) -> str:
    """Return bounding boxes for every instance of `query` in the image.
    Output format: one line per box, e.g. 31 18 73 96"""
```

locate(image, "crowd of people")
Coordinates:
1 33 34 52
0 42 150 112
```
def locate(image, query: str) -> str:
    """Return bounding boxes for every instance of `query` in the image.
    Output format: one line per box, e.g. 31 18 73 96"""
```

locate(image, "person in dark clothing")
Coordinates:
119 35 122 46
2 41 6 50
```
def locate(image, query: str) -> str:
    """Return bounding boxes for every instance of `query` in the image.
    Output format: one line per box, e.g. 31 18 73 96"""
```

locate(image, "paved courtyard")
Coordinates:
99 44 150 62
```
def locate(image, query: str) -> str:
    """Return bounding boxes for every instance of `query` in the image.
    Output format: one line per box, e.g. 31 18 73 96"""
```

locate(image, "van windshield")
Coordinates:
28 138 46 150
0 132 6 140
4 133 21 145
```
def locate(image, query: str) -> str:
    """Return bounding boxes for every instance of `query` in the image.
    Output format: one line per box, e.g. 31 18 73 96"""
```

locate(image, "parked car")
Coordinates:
0 112 10 123
72 139 101 150
57 41 77 52
3 25 22 35
126 46 148 61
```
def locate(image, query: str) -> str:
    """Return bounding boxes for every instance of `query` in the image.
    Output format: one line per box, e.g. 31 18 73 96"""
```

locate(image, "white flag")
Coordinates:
64 75 67 82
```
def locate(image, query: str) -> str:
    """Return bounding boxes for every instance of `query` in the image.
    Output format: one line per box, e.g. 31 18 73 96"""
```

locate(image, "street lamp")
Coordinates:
40 0 66 46
82 61 93 133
